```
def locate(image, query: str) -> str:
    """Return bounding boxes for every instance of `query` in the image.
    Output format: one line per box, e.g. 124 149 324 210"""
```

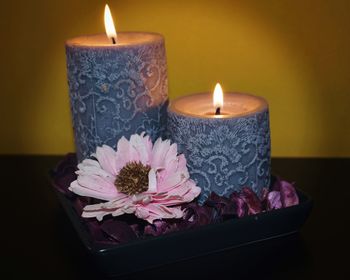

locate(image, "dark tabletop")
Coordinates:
2 156 349 279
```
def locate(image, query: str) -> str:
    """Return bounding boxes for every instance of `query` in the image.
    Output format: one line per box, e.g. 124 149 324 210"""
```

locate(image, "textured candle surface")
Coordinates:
66 33 168 162
167 93 271 204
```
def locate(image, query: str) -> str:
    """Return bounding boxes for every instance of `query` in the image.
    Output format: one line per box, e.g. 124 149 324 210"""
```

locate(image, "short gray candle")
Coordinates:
167 92 271 204
66 32 168 162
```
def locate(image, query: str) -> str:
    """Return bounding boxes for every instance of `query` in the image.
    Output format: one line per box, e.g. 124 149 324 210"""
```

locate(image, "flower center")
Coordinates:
115 162 151 195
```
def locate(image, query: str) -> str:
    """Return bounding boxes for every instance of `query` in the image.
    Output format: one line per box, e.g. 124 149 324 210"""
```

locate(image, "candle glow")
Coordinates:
104 4 117 44
213 83 224 114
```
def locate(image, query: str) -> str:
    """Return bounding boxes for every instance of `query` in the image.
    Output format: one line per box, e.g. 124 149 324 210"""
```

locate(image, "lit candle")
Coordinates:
167 84 271 204
66 4 168 162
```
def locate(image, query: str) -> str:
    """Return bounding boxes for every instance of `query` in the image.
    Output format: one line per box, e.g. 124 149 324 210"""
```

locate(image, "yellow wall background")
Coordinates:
0 0 349 157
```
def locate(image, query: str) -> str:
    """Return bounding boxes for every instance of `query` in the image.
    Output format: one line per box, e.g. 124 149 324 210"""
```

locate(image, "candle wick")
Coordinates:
215 107 221 115
112 37 116 44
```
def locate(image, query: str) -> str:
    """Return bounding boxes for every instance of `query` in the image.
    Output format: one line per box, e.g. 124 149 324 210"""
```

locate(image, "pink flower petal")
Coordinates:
76 161 113 178
151 138 171 169
134 207 150 220
177 154 188 172
83 196 130 211
159 159 176 179
69 180 119 201
130 134 152 165
164 143 178 168
78 173 111 187
82 197 132 221
82 210 111 221
135 204 184 223
78 158 100 168
95 145 118 175
147 168 157 193
70 133 202 224
115 137 131 168
140 132 153 146
153 180 201 206
160 170 189 191
156 154 189 190
180 181 201 200
131 193 152 204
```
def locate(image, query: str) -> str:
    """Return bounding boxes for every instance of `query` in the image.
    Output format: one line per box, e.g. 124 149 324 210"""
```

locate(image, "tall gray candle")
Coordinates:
65 6 168 162
167 84 270 204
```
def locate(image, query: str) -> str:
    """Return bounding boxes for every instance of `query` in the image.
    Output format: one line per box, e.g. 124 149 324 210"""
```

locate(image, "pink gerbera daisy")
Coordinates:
69 133 201 223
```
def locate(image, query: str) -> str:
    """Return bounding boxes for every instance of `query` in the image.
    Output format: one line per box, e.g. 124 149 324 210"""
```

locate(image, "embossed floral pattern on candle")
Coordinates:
66 33 168 162
167 109 271 204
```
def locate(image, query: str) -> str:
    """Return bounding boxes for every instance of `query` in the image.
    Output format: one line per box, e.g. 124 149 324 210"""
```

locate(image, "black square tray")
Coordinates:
55 187 312 277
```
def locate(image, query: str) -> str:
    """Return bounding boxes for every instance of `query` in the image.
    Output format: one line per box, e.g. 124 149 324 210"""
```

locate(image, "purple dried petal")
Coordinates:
55 153 77 173
85 219 116 245
220 204 235 217
206 192 235 217
144 220 168 236
162 223 181 234
261 188 269 201
154 221 167 235
143 224 158 236
240 187 262 215
51 153 77 197
272 176 282 191
129 224 141 238
73 197 85 215
267 191 282 210
230 192 248 218
280 181 299 207
144 220 181 236
51 154 301 244
74 196 93 215
207 192 224 203
260 188 269 211
100 219 137 243
272 176 294 192
183 202 216 226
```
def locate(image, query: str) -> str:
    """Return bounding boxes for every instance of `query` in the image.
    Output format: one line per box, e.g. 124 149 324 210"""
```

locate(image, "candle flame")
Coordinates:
104 4 117 43
213 83 224 110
